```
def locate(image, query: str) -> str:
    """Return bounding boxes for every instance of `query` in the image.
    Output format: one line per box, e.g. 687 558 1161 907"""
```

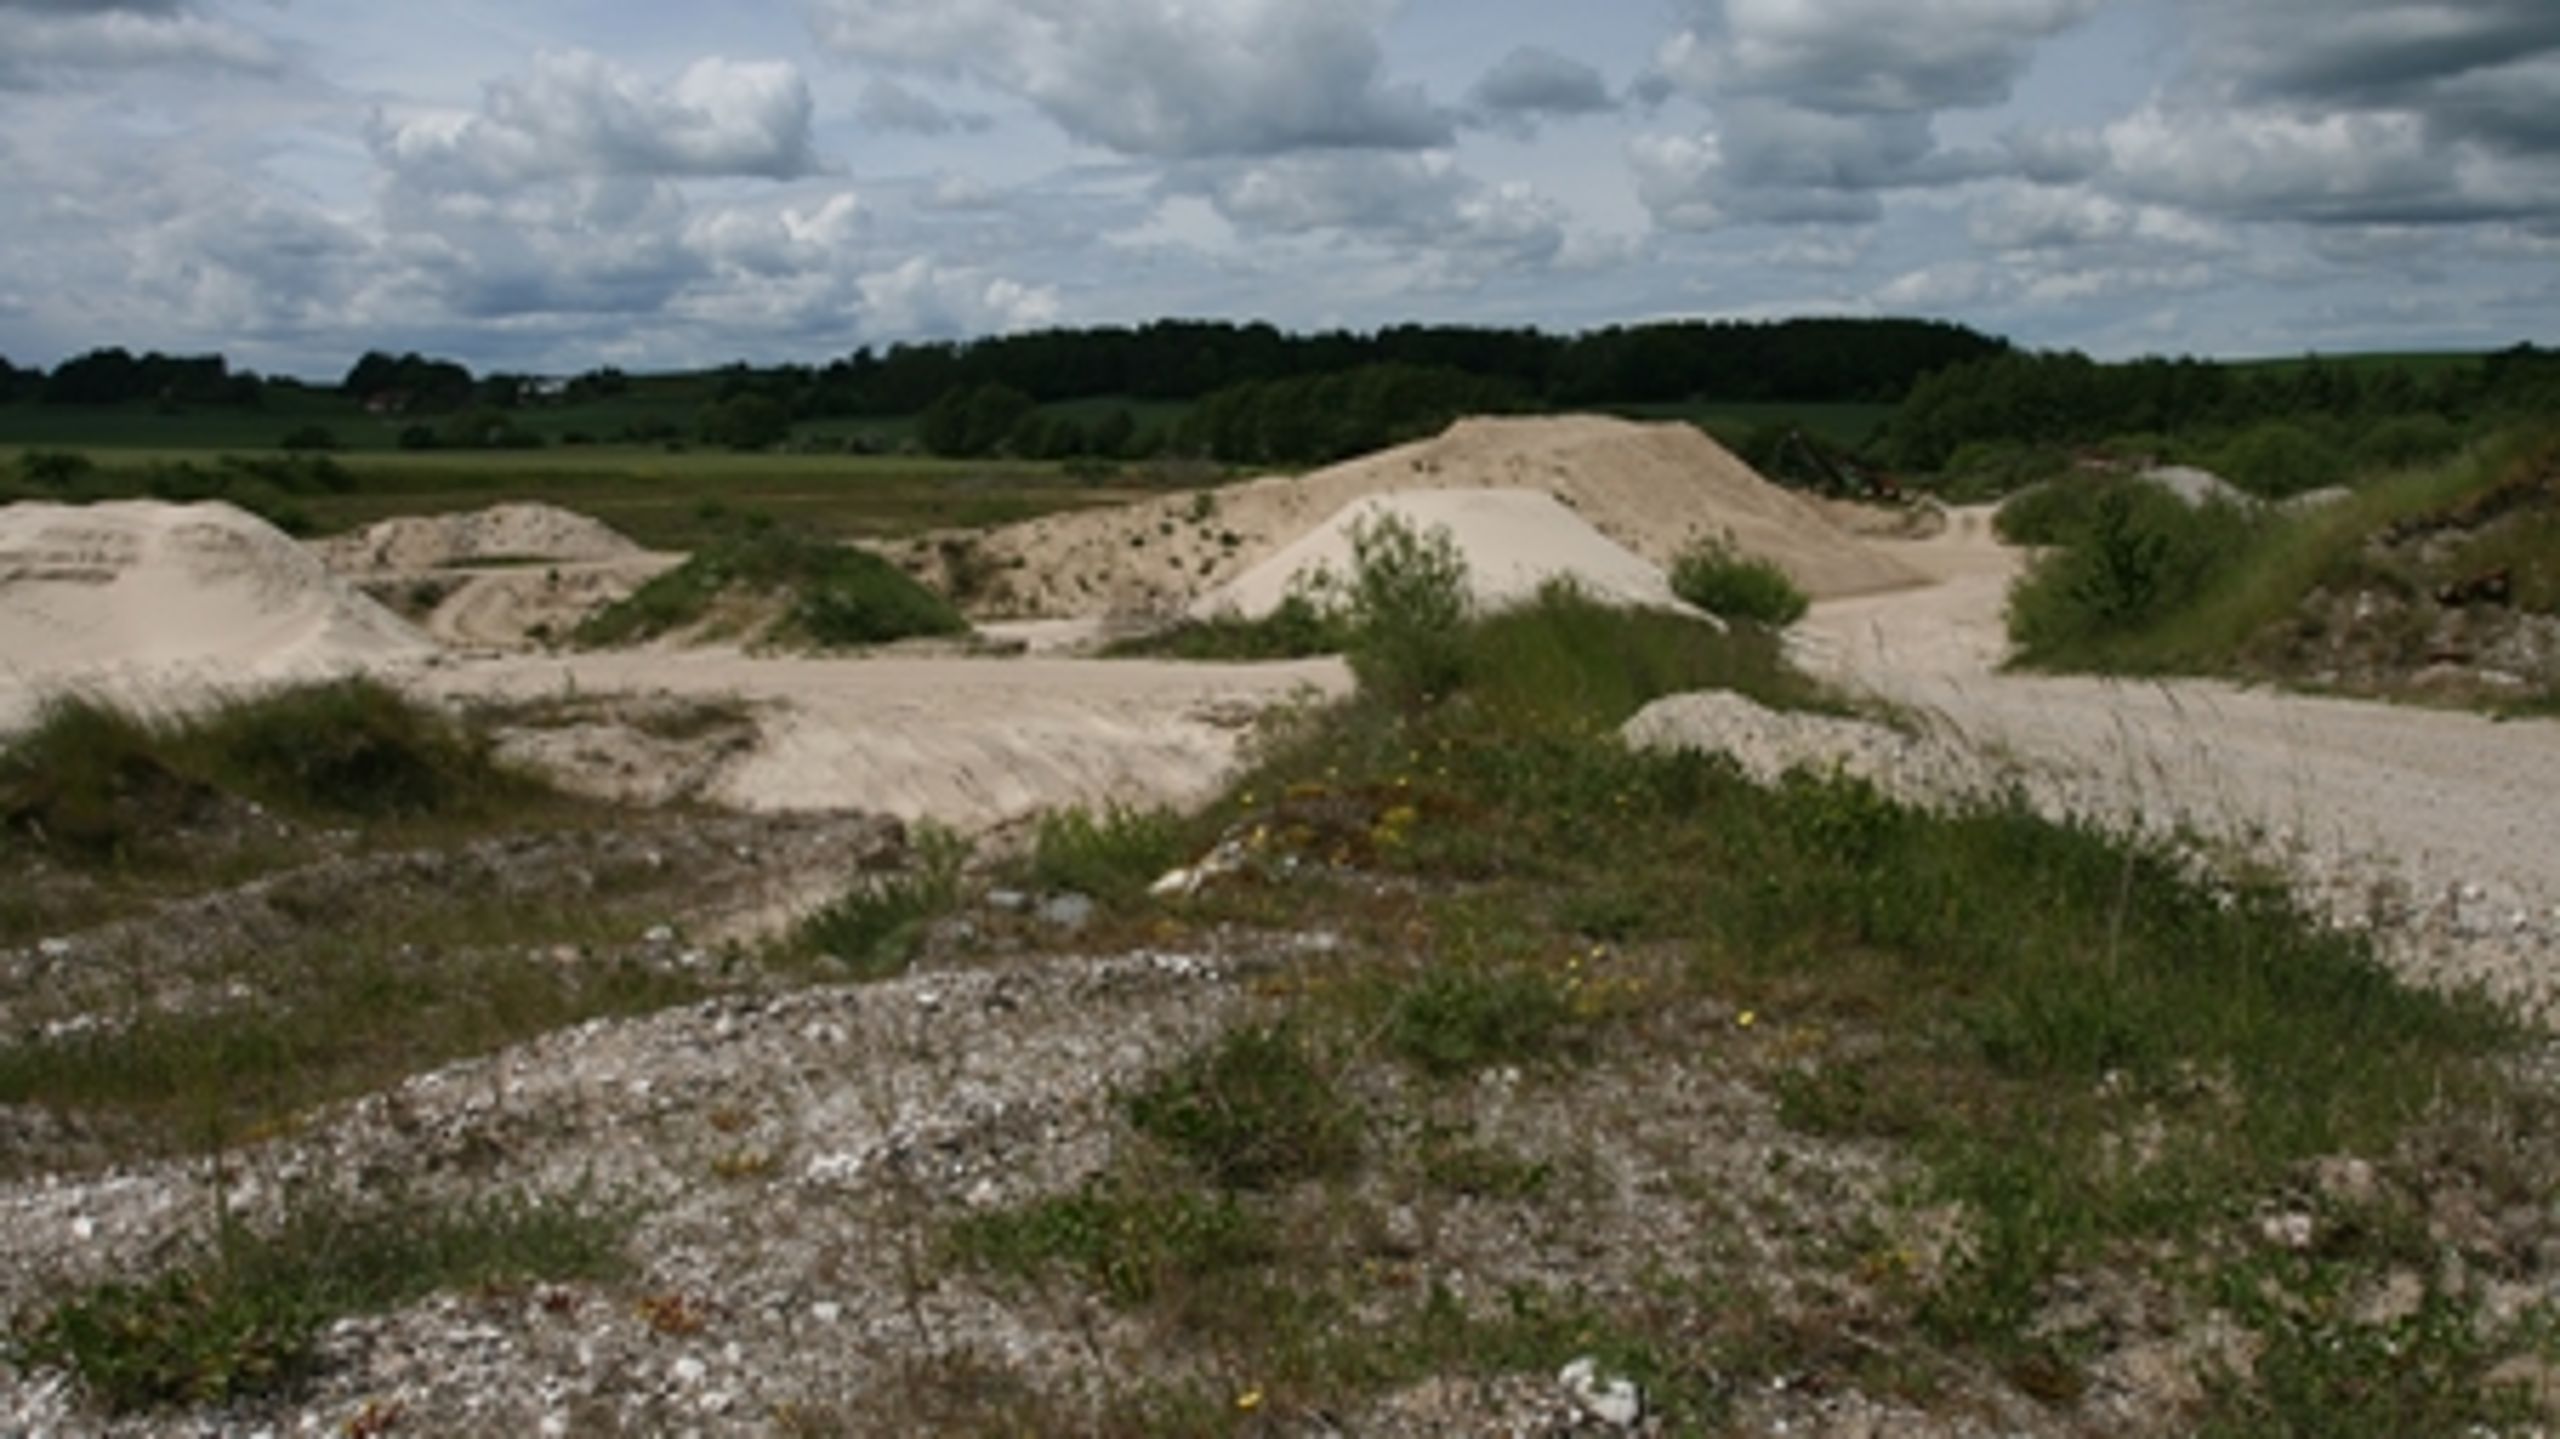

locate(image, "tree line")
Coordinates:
1883 345 2560 473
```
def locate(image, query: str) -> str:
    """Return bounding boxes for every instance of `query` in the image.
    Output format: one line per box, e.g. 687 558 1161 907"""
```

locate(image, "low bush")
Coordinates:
2213 420 2350 500
2007 484 2265 665
1669 540 1810 626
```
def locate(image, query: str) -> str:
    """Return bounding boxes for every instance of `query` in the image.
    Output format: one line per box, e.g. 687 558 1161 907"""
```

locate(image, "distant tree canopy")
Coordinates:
0 356 38 404
1175 364 1530 465
341 350 475 411
39 348 259 407
796 316 2007 420
1882 344 2560 471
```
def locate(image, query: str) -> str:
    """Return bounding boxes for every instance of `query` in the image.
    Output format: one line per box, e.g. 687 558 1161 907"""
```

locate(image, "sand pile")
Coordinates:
956 414 1923 618
0 500 431 715
1194 489 1692 619
316 502 647 573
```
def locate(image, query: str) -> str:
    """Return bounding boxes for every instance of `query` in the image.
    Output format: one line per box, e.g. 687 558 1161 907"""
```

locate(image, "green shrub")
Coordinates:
1342 512 1472 708
1994 476 2134 546
2007 485 2263 663
2356 413 2463 471
1128 1024 1361 1189
1669 540 1810 626
1454 582 1823 734
2214 421 2349 499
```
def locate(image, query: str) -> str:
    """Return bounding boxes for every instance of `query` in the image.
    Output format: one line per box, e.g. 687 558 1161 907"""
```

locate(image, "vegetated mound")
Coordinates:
1193 489 1694 620
2247 437 2560 704
0 500 432 720
927 414 1923 618
574 525 968 652
315 503 649 573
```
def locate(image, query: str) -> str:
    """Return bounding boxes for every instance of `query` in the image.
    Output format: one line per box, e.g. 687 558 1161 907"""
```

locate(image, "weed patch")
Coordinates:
1022 805 1190 907
13 1189 625 1412
777 826 968 980
1127 1024 1361 1190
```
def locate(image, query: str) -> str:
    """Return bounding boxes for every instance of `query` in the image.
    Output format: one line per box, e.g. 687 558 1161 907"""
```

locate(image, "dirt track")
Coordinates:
1792 508 2560 1016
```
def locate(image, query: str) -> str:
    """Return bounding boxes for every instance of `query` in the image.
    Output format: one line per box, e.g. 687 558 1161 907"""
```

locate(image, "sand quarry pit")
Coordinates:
922 413 1927 618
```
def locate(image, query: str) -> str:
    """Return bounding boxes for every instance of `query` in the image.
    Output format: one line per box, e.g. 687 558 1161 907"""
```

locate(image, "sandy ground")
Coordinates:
416 648 1347 833
1785 506 2560 1016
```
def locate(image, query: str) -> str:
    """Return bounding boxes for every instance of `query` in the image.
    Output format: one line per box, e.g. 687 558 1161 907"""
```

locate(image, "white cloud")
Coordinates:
369 51 823 191
1633 0 2094 230
0 2 282 86
2096 101 2552 225
807 0 1448 158
1875 259 1997 310
1671 0 2102 114
1198 151 1566 271
855 256 1060 337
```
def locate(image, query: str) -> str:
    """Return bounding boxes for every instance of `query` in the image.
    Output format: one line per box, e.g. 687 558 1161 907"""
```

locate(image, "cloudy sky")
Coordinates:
3 0 2555 378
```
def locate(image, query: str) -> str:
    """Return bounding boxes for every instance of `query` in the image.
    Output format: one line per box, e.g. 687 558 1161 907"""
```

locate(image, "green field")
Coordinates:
0 446 1156 549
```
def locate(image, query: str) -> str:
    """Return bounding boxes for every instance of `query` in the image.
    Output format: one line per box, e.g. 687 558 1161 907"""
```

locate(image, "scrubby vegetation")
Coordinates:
573 518 967 649
2003 427 2560 705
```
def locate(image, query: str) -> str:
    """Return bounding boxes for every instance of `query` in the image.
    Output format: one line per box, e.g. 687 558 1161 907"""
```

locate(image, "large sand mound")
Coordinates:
316 502 647 574
1195 489 1692 620
0 500 431 716
950 414 1924 618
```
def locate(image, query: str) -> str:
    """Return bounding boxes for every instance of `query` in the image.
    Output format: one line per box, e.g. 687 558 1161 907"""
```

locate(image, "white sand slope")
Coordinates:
0 500 431 721
956 414 1924 618
1192 488 1696 620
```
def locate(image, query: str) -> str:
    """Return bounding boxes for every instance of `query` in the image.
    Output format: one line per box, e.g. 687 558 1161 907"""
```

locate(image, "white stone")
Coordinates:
671 1355 708 1386
811 1301 843 1324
